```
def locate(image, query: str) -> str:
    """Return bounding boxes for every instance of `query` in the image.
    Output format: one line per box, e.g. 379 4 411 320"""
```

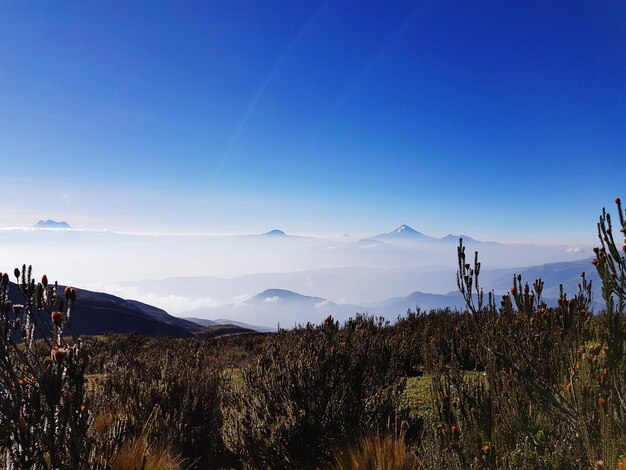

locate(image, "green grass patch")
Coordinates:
400 371 486 420
400 374 434 420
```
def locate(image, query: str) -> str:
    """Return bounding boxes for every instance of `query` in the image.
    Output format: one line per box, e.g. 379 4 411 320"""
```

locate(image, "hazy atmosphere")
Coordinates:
2 1 623 326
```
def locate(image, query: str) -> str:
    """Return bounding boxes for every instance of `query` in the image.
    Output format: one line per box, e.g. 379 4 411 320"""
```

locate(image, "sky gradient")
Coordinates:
1 1 625 242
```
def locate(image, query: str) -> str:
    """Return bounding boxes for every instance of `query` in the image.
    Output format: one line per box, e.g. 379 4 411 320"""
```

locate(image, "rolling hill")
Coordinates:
8 283 193 338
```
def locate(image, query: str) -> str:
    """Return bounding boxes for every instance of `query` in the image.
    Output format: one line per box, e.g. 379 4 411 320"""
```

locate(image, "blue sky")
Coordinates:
1 1 625 242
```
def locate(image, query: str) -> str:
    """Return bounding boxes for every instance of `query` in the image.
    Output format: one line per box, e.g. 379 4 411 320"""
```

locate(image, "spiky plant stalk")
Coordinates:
0 267 89 469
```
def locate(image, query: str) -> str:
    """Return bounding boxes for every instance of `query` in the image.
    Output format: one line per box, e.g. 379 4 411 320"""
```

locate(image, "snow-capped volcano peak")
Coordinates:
372 224 435 240
392 224 418 234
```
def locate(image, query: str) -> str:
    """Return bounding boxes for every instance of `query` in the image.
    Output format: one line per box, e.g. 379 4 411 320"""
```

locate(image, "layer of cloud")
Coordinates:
103 284 221 314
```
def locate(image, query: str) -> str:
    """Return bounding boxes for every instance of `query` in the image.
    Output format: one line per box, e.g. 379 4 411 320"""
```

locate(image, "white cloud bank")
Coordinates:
103 284 221 315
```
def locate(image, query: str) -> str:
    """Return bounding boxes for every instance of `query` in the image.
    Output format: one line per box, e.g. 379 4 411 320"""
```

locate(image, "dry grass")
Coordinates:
329 434 420 470
110 435 183 470
91 409 119 436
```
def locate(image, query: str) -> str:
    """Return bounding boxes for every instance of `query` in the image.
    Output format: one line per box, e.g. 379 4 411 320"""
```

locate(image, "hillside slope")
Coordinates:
8 283 194 338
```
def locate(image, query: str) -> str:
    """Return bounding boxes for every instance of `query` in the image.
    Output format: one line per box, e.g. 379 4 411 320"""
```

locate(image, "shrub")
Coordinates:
420 198 626 468
393 308 477 374
222 315 406 469
88 336 231 468
0 267 89 469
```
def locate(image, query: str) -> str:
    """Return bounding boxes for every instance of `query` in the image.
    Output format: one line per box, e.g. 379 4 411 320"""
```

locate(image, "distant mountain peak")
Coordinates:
262 229 286 237
34 220 71 229
392 224 418 234
441 234 477 243
251 288 325 304
373 224 433 240
254 288 304 299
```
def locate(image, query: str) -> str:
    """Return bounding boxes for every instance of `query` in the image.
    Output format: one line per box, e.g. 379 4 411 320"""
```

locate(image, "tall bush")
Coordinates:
0 267 89 469
89 336 228 468
424 198 626 468
222 315 406 469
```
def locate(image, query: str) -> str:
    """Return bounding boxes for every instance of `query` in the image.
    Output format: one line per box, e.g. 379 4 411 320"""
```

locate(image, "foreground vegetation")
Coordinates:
0 199 625 469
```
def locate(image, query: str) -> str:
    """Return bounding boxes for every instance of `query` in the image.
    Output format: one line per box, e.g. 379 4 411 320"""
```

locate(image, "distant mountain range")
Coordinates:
34 220 71 229
118 256 605 328
258 225 477 242
2 253 606 337
480 257 601 300
371 225 486 244
114 266 460 307
3 222 589 291
6 222 573 249
0 221 598 331
212 224 484 243
178 289 476 327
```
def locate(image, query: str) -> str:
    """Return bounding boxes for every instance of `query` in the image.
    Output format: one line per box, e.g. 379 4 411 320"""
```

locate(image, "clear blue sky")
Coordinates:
0 1 624 241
